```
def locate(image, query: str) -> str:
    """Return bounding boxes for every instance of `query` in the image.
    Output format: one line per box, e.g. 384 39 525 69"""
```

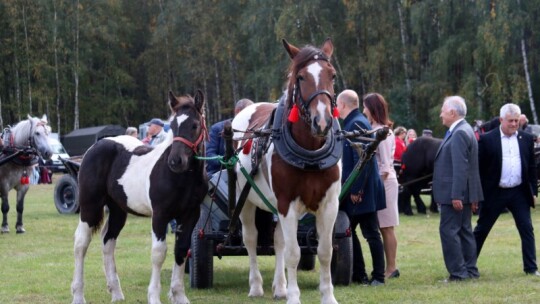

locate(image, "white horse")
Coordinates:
0 115 53 233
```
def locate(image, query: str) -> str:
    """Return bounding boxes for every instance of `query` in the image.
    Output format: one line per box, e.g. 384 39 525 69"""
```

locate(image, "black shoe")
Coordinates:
352 275 370 285
387 269 400 279
526 270 540 277
369 279 385 286
440 276 464 283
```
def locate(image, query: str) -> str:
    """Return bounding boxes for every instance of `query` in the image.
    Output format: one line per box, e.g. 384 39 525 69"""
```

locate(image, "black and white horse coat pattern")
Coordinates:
71 91 207 304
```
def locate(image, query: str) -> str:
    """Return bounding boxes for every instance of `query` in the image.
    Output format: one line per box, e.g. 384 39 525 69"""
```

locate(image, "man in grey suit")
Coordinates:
433 96 483 281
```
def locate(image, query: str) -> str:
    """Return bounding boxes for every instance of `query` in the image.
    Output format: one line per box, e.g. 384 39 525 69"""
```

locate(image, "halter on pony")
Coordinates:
172 118 207 155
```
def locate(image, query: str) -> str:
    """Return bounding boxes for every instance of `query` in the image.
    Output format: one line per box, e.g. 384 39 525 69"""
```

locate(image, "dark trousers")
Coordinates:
439 204 479 279
349 212 385 282
474 186 537 273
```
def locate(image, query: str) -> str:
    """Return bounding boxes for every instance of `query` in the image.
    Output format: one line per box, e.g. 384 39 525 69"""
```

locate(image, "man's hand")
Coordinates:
452 199 463 211
471 202 478 213
351 193 362 204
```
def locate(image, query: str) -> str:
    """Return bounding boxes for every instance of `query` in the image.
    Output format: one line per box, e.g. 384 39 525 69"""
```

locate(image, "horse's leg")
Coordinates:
315 197 339 304
148 216 168 304
272 220 287 299
169 260 189 304
15 186 29 233
101 203 127 302
71 220 93 304
239 202 264 297
1 191 9 233
278 203 301 304
168 207 200 304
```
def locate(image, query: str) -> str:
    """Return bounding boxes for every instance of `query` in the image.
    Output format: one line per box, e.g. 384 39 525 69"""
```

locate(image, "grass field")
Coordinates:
1 175 540 303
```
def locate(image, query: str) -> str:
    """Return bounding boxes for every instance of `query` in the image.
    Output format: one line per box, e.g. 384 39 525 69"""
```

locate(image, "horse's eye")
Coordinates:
192 123 198 130
297 75 304 81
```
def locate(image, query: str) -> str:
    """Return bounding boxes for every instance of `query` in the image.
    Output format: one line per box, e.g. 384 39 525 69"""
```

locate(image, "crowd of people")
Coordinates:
337 92 539 284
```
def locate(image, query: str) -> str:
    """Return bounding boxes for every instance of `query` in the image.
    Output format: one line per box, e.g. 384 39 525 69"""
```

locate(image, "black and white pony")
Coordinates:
0 115 53 233
71 91 208 304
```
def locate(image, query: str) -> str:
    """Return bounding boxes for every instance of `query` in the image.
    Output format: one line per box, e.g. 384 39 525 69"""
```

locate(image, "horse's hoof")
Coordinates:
248 288 264 298
1 226 9 233
16 226 26 234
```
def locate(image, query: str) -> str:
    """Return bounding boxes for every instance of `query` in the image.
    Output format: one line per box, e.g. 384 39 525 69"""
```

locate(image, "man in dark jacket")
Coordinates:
474 103 540 276
206 98 253 175
337 89 386 286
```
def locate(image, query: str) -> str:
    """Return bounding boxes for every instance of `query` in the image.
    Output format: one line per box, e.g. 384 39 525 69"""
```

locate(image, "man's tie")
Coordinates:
444 130 451 140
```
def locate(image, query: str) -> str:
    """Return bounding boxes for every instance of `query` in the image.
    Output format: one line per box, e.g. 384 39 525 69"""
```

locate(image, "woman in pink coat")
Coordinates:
363 93 400 279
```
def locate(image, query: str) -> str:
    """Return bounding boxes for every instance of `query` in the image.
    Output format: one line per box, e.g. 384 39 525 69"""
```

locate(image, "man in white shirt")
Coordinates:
474 103 540 276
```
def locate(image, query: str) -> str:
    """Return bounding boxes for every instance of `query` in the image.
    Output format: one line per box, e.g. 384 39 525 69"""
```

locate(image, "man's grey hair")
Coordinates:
235 98 254 114
125 127 138 136
500 103 521 118
444 96 467 117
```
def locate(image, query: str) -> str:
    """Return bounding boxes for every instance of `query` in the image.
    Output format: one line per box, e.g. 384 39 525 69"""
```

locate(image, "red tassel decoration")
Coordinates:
332 107 339 118
288 104 300 123
242 139 253 155
20 171 29 185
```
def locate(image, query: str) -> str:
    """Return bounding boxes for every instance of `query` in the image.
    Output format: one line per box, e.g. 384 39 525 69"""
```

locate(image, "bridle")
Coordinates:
290 52 337 125
172 113 207 155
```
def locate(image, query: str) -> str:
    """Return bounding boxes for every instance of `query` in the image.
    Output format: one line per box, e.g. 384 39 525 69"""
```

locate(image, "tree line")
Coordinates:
0 0 538 137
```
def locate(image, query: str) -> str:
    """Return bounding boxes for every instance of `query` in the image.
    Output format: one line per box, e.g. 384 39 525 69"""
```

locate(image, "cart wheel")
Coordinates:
298 254 316 271
54 174 79 214
189 207 214 289
331 210 352 286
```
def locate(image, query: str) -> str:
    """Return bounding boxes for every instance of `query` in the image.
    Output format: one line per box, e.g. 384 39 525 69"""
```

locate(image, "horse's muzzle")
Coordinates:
168 157 189 173
312 115 332 137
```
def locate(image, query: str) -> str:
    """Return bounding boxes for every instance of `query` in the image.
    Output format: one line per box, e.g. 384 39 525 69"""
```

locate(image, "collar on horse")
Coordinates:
272 96 342 171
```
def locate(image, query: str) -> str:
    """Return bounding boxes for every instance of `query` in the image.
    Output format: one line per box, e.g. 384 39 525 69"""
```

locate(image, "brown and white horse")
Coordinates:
232 39 341 304
71 91 208 304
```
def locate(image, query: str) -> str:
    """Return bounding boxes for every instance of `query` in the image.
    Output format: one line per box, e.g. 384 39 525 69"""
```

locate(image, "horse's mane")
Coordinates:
9 118 35 146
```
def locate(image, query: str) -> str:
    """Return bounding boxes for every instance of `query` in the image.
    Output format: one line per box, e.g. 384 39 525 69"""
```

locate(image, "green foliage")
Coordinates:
0 1 540 135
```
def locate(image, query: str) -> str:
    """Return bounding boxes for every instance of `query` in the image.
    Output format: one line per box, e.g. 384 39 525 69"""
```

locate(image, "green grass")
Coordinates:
1 176 540 303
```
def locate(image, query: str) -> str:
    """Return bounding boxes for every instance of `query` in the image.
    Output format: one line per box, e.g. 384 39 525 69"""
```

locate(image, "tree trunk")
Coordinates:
229 54 239 106
53 0 61 135
521 38 537 124
14 27 21 121
22 5 33 114
73 0 80 130
214 59 221 122
158 0 173 91
397 0 412 120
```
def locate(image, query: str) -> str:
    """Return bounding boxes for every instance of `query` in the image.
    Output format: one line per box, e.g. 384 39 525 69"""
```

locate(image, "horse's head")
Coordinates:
9 114 54 160
284 38 337 138
167 90 206 173
29 114 53 160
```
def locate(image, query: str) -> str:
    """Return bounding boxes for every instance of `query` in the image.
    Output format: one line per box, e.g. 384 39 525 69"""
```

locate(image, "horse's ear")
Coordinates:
282 39 299 59
27 114 32 120
321 37 334 58
41 114 48 124
194 90 205 114
168 91 179 109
